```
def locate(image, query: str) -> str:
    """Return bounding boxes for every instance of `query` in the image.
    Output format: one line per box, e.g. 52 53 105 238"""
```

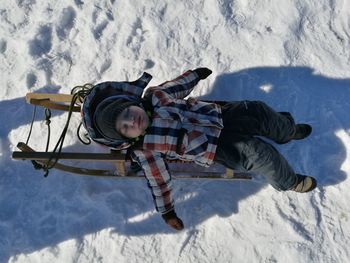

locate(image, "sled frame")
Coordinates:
12 92 252 180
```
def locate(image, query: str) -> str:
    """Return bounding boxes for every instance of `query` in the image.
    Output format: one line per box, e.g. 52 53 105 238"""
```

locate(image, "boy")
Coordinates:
89 68 317 231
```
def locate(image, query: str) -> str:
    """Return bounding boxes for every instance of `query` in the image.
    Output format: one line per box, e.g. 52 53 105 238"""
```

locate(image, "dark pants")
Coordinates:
214 101 298 190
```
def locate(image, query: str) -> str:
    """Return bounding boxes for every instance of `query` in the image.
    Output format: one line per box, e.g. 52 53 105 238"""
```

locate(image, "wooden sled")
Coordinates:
12 93 252 180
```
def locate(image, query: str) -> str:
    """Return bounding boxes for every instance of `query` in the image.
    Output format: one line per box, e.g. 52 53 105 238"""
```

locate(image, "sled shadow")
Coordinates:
2 66 349 261
2 153 263 262
2 113 261 261
0 85 62 140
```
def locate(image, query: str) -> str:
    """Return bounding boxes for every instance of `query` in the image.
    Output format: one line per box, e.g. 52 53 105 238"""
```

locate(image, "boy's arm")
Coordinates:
93 72 152 97
144 68 212 100
131 150 178 218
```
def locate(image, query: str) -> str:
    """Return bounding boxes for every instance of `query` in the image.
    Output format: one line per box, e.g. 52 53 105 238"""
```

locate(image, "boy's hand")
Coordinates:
194 67 212 80
162 210 184 231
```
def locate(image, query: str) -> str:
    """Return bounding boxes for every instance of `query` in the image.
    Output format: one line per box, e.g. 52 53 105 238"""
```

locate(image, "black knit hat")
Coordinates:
94 98 138 140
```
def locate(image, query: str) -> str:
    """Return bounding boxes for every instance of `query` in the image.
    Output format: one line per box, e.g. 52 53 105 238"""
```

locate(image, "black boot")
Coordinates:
290 174 317 193
293 124 312 140
277 124 312 144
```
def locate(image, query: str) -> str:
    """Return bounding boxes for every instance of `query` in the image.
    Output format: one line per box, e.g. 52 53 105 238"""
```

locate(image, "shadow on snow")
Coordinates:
1 66 349 261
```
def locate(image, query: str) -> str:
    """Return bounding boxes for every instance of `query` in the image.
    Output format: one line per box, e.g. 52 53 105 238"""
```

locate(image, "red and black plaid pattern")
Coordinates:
132 70 223 213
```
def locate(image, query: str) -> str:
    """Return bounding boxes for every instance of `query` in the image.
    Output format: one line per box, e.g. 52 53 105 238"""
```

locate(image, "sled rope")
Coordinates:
25 104 51 171
44 108 52 152
41 93 76 176
25 104 45 171
25 105 37 146
77 122 91 145
73 84 93 146
24 84 93 177
42 86 92 176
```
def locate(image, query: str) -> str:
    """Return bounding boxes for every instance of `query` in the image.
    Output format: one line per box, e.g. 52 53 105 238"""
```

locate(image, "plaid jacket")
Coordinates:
131 70 223 214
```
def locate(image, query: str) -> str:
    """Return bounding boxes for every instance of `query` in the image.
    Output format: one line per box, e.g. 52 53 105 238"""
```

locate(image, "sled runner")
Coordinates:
12 91 252 180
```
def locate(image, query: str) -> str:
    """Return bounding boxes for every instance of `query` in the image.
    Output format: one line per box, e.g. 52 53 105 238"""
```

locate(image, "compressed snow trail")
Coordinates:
1 0 350 262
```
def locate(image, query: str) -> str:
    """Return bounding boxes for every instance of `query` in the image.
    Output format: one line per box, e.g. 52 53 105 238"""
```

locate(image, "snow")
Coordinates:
1 0 350 262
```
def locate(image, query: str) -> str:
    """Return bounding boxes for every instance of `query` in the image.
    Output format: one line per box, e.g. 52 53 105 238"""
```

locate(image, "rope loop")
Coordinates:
44 108 52 125
24 83 95 177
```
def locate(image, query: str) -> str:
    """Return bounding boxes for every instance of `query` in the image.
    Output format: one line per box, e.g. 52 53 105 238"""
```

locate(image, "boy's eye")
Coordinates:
124 108 130 118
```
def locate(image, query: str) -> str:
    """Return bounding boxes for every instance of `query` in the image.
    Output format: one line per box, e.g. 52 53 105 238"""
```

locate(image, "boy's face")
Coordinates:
116 105 149 138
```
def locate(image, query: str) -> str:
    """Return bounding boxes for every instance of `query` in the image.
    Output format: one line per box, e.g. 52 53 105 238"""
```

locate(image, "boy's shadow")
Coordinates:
2 66 349 260
121 66 350 234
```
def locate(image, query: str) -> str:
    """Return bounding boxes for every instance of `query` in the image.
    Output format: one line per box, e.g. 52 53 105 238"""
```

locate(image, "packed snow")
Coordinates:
1 0 350 262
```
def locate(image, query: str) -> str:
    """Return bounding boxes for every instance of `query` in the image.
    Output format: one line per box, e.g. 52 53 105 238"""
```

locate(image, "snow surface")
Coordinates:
1 0 350 262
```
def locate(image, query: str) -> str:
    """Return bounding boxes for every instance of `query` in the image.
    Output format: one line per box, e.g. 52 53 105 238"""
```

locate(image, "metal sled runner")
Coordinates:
12 92 252 180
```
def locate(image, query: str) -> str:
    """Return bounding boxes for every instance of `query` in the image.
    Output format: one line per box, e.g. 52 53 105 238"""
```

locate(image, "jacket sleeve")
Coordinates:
131 149 174 214
144 70 200 100
91 72 153 98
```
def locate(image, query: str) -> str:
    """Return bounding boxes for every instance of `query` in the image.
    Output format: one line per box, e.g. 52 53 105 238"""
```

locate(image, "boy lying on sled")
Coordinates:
83 68 316 231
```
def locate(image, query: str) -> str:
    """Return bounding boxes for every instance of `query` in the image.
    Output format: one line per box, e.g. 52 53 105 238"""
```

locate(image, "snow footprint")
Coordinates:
91 6 113 40
218 1 246 31
26 72 37 88
93 20 109 39
284 40 300 64
56 6 77 40
0 39 7 54
100 59 112 75
218 0 235 22
74 0 84 8
143 59 155 70
127 18 145 46
28 25 53 58
126 18 146 59
17 0 36 14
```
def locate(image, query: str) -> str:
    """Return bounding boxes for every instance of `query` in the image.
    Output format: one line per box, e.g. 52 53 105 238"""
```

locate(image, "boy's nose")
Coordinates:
125 117 135 126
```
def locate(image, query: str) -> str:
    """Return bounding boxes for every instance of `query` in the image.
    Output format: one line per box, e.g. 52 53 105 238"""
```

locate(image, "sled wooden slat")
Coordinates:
12 151 126 162
13 142 252 180
33 159 116 176
26 93 74 103
13 143 125 161
26 93 81 112
28 98 81 112
15 143 118 176
115 161 126 176
225 168 234 178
